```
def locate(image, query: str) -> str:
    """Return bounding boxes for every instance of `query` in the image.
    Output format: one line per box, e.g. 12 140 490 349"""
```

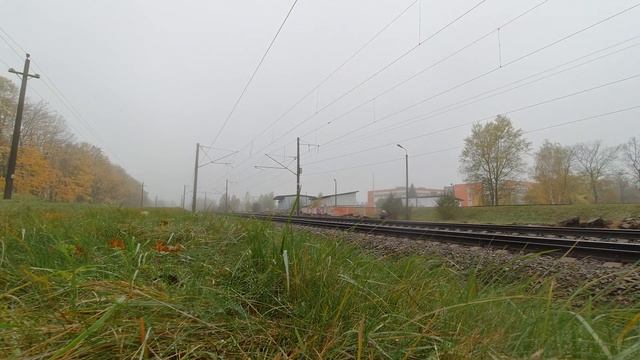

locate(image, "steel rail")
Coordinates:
237 214 640 262
260 214 640 239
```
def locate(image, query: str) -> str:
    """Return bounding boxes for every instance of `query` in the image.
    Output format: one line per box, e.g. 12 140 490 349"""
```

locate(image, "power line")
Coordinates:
231 0 550 185
251 0 489 156
207 0 300 149
316 36 640 156
0 25 127 164
298 0 552 145
303 104 640 177
212 1 639 192
0 27 24 59
218 0 490 181
243 71 640 188
209 2 639 194
225 0 420 158
504 2 640 67
319 0 640 148
307 72 640 165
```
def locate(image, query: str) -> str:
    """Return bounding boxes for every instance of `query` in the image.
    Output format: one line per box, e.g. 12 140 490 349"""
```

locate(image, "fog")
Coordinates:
1 0 639 204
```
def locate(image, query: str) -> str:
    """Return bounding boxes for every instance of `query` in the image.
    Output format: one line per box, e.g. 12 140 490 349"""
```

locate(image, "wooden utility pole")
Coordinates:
334 178 337 207
192 143 199 212
3 54 40 200
181 185 186 209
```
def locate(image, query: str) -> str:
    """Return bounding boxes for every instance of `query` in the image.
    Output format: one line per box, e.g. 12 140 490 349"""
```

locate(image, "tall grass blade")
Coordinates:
357 317 365 360
49 297 125 359
571 311 612 359
283 250 290 293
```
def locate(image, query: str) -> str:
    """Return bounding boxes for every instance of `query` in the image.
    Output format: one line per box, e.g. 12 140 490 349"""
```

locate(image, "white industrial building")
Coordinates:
367 187 445 207
407 196 445 208
315 191 358 207
273 191 359 212
273 194 316 211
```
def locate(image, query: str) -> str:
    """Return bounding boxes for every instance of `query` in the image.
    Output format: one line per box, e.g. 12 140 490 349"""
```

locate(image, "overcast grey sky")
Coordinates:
1 0 639 204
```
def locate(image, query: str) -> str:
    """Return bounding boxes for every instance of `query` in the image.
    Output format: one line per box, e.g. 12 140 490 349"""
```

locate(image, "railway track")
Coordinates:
238 214 640 262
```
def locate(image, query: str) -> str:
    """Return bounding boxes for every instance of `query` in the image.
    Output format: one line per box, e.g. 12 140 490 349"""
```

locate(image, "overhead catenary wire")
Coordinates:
238 70 640 194
227 0 555 186
207 0 300 150
345 36 640 145
286 0 547 147
302 104 640 178
305 37 640 164
230 0 420 156
246 0 489 159
216 0 491 185
318 0 640 148
293 0 552 145
305 72 640 166
224 2 640 195
202 2 638 200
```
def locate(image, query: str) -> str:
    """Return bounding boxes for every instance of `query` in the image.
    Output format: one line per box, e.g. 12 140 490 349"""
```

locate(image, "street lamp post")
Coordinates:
333 178 337 207
397 144 409 220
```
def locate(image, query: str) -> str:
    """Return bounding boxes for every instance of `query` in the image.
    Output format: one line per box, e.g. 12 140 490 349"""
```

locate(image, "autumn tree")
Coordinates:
572 141 619 203
529 141 575 204
622 136 640 187
13 146 56 197
0 79 17 141
0 75 142 205
20 101 71 150
460 116 531 206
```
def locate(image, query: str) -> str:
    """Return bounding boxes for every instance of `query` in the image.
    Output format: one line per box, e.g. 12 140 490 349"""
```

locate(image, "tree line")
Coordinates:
460 115 640 205
0 76 143 205
195 192 275 213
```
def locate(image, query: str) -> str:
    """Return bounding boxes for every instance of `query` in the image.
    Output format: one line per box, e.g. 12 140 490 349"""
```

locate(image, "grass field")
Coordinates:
411 203 640 225
2 202 640 358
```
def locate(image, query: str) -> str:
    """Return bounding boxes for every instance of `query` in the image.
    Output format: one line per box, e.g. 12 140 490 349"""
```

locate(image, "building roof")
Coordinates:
273 194 317 201
370 187 442 193
317 191 358 199
411 195 464 201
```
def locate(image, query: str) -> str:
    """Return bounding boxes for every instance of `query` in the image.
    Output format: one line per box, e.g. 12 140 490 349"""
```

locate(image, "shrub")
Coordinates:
436 195 460 220
377 194 404 219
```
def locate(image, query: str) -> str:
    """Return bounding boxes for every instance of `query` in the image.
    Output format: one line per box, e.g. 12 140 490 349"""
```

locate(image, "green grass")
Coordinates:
412 203 640 225
1 202 640 358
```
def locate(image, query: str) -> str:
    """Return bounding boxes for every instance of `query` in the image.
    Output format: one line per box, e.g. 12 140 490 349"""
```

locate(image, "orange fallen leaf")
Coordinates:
155 241 184 253
108 238 125 250
74 245 85 256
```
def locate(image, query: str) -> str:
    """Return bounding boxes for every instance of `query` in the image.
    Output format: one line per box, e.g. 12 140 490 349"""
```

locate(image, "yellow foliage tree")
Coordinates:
12 146 55 198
